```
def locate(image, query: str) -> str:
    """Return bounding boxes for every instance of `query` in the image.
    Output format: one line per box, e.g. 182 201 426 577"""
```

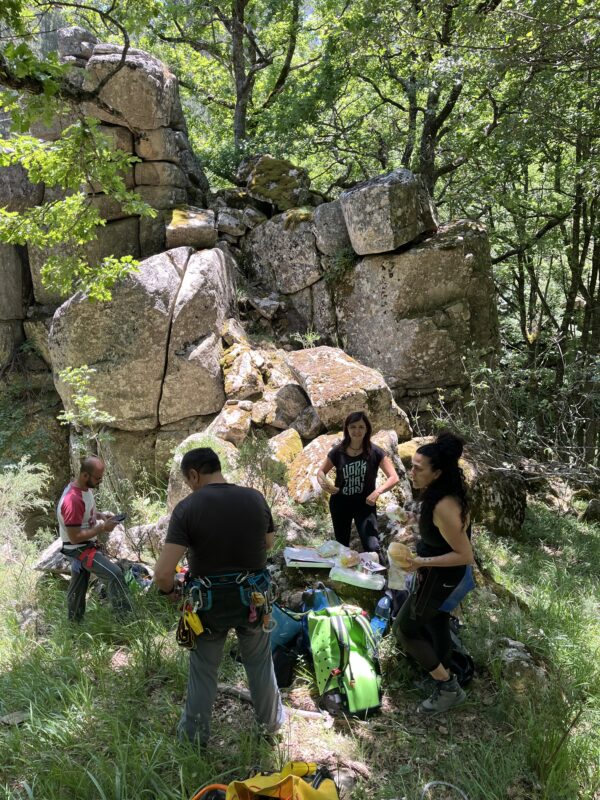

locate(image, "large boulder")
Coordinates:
292 405 326 440
237 154 311 211
166 207 217 250
0 163 44 213
100 428 158 481
49 247 193 430
244 212 322 294
268 428 303 467
135 161 187 188
336 220 499 393
246 349 310 430
57 26 98 60
222 344 265 400
83 44 184 131
288 433 339 504
465 460 527 539
29 217 140 306
159 248 237 424
339 169 438 255
284 346 412 439
135 127 186 162
167 432 239 511
0 245 29 321
206 403 252 447
312 200 352 256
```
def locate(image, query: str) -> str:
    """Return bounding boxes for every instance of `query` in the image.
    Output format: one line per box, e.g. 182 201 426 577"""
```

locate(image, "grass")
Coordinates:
0 502 599 799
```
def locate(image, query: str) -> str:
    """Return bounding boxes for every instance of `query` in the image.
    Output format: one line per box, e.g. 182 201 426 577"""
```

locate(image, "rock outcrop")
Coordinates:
285 346 412 438
1 29 503 524
336 220 499 394
0 244 29 368
49 246 235 433
339 169 438 255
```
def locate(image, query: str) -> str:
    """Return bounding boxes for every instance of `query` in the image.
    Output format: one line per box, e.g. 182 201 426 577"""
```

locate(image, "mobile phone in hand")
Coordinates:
111 513 127 523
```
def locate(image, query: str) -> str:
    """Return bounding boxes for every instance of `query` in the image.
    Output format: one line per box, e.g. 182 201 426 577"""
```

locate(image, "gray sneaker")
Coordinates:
418 677 466 715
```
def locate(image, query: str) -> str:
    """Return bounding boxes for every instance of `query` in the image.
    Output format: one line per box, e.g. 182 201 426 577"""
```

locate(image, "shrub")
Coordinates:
236 431 288 507
0 457 51 556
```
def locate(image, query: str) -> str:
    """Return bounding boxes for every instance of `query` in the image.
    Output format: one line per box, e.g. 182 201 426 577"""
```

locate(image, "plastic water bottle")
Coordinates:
370 594 392 640
329 565 386 590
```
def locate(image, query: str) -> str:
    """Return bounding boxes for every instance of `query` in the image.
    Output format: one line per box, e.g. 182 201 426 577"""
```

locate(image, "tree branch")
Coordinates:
492 212 572 264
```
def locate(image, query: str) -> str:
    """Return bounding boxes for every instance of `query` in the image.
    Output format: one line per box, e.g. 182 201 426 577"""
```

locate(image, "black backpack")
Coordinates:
448 619 475 686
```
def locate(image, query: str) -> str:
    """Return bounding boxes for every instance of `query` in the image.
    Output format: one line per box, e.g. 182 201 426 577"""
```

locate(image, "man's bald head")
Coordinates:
79 456 105 489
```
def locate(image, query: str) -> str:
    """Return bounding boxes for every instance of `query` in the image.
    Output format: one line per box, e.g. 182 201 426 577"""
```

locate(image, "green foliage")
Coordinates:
323 246 358 290
0 458 50 549
0 378 54 470
236 431 288 507
0 121 152 300
1 502 598 798
57 365 115 436
290 328 321 349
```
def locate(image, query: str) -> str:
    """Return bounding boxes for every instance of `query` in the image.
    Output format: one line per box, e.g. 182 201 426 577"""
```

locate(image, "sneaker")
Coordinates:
418 676 466 715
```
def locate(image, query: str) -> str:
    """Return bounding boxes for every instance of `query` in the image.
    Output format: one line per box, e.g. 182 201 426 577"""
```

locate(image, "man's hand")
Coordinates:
153 543 187 594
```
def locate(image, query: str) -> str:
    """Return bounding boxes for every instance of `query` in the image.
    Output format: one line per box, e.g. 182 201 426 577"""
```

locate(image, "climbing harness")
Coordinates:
176 569 274 649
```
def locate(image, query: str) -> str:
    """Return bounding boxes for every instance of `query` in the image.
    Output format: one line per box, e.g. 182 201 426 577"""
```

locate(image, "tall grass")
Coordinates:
0 500 598 800
469 503 600 799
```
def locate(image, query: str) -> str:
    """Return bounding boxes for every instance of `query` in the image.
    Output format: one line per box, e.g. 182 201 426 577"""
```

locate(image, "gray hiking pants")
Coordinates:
65 547 133 621
178 622 285 745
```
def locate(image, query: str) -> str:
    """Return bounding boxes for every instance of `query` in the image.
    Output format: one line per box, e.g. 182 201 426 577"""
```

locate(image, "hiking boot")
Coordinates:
412 675 437 696
418 675 466 715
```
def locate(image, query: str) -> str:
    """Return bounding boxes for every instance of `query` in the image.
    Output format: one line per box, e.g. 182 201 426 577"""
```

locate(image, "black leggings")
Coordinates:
392 593 452 673
329 494 380 552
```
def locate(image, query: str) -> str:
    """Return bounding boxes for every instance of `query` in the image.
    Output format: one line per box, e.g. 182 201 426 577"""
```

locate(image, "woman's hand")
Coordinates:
365 490 380 506
403 554 421 572
317 460 339 494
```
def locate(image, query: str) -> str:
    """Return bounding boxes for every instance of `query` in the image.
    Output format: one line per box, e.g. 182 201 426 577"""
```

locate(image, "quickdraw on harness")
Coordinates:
176 568 274 650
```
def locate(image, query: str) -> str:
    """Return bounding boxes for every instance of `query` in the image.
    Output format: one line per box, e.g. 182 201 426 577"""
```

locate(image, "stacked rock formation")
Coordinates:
241 169 500 407
1 32 523 538
32 28 208 305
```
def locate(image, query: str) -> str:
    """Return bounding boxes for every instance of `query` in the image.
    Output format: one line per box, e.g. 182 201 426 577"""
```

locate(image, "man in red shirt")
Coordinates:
58 456 132 621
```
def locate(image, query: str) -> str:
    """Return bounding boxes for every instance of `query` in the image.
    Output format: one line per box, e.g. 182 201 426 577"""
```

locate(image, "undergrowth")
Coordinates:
0 499 598 799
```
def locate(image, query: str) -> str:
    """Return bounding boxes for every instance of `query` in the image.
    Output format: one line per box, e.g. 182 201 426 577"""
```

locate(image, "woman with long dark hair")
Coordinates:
393 431 474 715
317 411 399 554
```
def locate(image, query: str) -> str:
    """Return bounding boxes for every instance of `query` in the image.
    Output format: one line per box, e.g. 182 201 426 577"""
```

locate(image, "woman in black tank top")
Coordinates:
392 432 474 715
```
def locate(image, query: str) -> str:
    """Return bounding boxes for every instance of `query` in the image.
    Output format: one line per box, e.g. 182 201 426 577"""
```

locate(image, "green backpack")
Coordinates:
307 605 381 716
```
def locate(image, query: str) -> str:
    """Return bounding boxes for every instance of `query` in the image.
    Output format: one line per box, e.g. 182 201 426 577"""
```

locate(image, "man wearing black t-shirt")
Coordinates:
153 447 284 745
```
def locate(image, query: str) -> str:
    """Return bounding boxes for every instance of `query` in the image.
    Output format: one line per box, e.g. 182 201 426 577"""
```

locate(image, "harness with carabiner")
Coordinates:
176 568 274 649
